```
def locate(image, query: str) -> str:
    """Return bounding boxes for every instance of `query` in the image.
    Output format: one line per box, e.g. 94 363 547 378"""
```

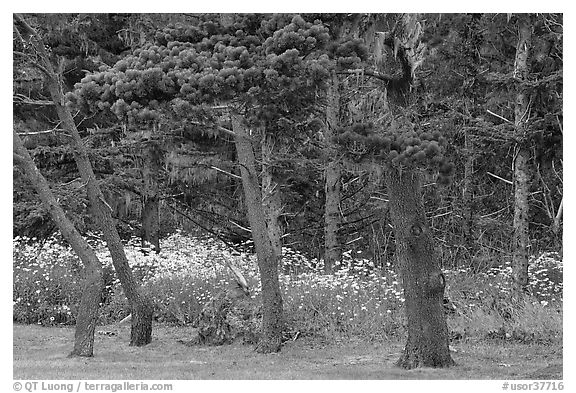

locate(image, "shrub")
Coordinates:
13 232 563 345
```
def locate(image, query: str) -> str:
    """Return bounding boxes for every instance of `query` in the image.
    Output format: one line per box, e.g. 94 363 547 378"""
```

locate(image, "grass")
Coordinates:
13 324 562 380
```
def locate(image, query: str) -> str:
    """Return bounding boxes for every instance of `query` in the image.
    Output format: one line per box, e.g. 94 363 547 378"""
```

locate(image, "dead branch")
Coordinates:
486 171 513 185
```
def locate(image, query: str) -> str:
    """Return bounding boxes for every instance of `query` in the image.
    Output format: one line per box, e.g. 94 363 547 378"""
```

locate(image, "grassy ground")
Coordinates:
13 324 562 380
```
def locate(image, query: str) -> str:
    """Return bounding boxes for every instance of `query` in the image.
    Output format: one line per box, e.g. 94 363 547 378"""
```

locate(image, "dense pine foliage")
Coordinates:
14 14 562 263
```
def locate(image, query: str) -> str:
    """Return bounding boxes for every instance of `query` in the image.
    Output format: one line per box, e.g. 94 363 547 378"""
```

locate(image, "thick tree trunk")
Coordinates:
386 168 455 369
13 131 103 357
323 71 342 273
232 114 284 353
141 141 161 253
13 14 154 346
260 131 283 261
512 17 533 291
513 147 531 290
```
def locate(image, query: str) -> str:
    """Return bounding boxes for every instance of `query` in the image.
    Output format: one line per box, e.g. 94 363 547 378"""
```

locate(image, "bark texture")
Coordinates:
232 114 284 353
323 70 342 273
386 168 455 369
13 131 103 357
14 14 153 346
261 131 283 261
551 197 563 235
512 17 533 291
141 141 161 253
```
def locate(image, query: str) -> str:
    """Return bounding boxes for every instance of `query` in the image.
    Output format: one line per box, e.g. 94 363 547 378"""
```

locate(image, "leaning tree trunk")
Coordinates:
260 130 283 261
141 140 161 254
13 130 103 357
386 168 455 369
512 16 533 292
13 14 153 346
323 70 342 274
551 196 563 236
232 114 284 353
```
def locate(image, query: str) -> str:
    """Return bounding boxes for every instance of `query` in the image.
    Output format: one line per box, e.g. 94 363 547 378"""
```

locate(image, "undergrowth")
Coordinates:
13 232 562 344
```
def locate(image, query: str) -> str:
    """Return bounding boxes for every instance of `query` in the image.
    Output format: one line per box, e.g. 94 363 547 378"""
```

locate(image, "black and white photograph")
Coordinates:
11 11 564 385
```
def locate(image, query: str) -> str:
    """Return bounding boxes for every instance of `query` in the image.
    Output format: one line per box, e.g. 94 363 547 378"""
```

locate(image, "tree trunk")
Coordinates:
13 14 154 346
512 16 533 292
13 130 103 357
386 168 455 369
141 141 161 253
232 114 284 353
551 196 563 235
462 129 475 252
261 131 283 261
323 71 342 273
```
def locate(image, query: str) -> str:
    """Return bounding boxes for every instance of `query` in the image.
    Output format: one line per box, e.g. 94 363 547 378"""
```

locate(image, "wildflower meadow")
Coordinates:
13 231 562 345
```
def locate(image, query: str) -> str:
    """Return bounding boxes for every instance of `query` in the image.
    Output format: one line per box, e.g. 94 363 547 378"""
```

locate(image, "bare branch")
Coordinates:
210 165 242 180
186 120 238 138
229 220 251 233
345 236 363 245
480 207 508 219
337 69 396 84
486 171 513 185
17 129 61 136
13 94 55 106
98 195 113 212
429 211 453 219
486 109 514 124
217 125 237 137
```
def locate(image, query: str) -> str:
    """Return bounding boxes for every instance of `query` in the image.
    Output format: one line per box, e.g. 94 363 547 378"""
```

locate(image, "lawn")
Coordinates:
13 324 562 380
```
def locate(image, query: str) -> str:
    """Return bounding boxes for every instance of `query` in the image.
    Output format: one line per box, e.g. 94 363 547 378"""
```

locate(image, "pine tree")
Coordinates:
333 13 455 368
70 13 332 352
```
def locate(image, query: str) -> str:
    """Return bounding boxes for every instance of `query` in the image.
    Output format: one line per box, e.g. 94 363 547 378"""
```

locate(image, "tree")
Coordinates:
511 15 532 291
140 139 162 253
383 14 455 368
13 13 154 346
69 14 332 352
323 65 342 274
386 166 454 368
13 130 103 357
232 114 284 352
469 13 562 288
260 129 284 261
335 13 455 368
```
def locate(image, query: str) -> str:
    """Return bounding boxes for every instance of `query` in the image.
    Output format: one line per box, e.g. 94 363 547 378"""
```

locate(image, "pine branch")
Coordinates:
336 69 397 85
13 93 55 106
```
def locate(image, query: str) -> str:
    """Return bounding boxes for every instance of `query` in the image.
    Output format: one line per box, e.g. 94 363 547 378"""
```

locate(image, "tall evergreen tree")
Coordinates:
334 13 455 368
70 13 333 352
